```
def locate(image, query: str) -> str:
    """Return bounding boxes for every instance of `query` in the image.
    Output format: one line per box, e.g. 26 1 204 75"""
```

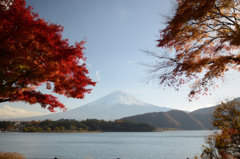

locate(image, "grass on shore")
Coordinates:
0 152 25 159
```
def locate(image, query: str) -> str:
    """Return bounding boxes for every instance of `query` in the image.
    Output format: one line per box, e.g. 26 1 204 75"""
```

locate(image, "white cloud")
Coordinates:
96 70 101 81
128 60 135 64
0 105 46 119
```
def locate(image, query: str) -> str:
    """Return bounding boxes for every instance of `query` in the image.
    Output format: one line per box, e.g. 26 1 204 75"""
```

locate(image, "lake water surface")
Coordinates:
0 131 211 159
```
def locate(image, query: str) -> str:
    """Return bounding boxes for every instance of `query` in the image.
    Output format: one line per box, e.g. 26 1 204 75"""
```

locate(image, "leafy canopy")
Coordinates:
0 0 96 111
151 0 240 98
201 100 240 159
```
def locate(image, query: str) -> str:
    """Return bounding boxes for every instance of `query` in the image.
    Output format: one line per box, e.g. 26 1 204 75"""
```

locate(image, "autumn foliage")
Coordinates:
201 100 240 159
151 0 240 98
0 0 95 111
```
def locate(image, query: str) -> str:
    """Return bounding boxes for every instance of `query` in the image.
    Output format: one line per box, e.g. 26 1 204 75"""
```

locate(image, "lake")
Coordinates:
0 131 211 159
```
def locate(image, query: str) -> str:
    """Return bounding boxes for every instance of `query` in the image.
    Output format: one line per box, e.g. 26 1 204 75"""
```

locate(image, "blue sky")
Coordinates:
1 0 240 117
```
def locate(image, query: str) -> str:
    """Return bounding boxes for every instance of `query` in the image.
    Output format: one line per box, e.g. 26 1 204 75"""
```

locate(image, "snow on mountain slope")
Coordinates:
16 91 171 121
83 90 147 108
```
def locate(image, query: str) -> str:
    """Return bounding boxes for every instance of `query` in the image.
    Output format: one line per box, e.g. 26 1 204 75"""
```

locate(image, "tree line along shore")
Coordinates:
0 119 156 132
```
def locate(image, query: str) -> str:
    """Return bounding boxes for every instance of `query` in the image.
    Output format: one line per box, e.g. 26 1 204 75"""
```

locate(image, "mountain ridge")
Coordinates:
122 98 240 130
12 90 171 121
8 91 238 130
122 109 206 130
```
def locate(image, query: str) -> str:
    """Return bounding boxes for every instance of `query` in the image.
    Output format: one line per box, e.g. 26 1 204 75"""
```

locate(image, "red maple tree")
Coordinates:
0 0 96 112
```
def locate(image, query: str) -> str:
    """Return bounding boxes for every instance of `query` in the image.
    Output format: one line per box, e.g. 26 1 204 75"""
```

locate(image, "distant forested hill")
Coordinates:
188 97 240 130
190 107 216 130
122 107 217 130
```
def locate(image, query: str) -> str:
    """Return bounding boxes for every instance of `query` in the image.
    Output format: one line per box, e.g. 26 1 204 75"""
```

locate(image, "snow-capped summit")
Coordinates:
89 90 147 108
17 90 172 121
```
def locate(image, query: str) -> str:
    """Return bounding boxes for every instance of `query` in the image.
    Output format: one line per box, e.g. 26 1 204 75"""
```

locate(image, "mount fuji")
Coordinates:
18 91 171 121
